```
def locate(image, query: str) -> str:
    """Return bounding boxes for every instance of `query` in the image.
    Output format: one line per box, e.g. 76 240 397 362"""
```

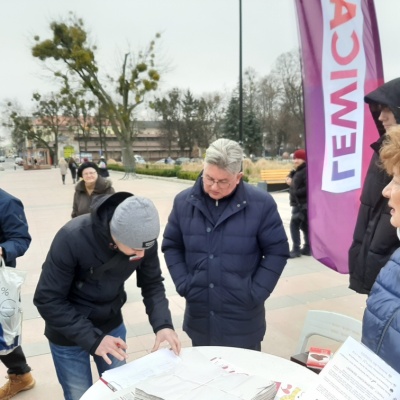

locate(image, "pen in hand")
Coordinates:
100 377 118 392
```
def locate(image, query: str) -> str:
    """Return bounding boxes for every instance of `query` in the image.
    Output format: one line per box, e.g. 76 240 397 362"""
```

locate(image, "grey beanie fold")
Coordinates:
110 196 160 249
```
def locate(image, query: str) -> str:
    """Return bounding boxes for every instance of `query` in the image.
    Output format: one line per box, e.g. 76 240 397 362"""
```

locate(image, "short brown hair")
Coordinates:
380 125 400 175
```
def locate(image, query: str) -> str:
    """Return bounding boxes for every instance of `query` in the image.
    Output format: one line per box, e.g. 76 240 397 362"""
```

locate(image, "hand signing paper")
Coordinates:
96 335 128 365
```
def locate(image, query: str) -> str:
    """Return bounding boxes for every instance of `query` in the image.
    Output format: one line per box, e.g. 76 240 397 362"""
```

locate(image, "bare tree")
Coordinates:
32 13 162 177
271 50 304 151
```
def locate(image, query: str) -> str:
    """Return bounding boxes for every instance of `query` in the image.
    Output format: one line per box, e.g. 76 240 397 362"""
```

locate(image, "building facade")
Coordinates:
25 119 193 164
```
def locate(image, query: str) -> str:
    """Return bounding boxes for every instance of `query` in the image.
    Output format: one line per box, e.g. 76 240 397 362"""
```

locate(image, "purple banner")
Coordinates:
294 0 384 273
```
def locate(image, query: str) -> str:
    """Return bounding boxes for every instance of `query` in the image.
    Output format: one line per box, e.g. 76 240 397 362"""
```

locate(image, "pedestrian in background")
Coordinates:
286 149 310 258
97 156 109 178
349 77 400 294
72 162 114 218
58 157 68 185
0 189 35 399
162 138 289 350
68 157 78 184
34 192 180 400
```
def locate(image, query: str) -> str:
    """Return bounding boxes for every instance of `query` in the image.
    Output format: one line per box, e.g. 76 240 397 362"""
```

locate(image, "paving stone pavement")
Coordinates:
0 163 367 399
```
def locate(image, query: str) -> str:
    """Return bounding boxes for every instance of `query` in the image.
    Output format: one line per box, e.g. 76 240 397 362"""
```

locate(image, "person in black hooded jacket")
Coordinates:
286 149 309 258
349 77 400 294
34 192 180 400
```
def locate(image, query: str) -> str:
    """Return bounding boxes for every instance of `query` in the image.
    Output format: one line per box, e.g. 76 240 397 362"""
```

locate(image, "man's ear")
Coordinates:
237 172 244 183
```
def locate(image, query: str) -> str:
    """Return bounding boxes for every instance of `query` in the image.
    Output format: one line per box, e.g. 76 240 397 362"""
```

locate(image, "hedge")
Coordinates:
107 163 248 182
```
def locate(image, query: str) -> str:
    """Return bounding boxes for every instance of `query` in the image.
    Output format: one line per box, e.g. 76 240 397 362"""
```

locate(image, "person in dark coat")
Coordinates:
286 149 309 258
34 192 181 400
98 156 109 178
68 157 78 184
162 138 289 351
349 77 400 294
72 162 114 218
0 189 35 398
361 126 400 373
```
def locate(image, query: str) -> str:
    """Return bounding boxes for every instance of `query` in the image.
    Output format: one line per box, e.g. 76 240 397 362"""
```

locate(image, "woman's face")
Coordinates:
383 167 400 228
378 105 397 132
293 158 305 169
81 168 98 185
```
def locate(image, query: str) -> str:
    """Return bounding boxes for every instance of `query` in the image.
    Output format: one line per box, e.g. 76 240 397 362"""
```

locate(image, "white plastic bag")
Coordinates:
0 258 26 355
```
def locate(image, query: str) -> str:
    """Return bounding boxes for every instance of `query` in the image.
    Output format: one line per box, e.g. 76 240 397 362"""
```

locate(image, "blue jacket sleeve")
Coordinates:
161 195 191 297
251 195 289 303
136 242 174 332
0 196 31 267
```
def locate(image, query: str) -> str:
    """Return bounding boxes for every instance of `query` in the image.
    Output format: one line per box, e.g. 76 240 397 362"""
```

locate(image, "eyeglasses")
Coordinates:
203 174 231 189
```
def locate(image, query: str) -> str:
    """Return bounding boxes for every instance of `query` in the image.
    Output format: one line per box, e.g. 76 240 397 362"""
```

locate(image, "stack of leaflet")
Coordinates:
133 351 278 400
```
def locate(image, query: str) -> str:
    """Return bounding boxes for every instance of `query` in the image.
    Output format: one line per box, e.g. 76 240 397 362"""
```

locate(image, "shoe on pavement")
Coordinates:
289 250 301 258
0 372 35 399
300 247 311 256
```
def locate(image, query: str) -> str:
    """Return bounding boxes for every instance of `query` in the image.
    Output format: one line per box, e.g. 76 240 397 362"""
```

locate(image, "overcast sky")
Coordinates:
1 0 399 114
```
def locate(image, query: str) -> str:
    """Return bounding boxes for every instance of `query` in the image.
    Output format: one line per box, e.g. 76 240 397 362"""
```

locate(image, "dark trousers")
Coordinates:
290 206 309 250
0 346 31 375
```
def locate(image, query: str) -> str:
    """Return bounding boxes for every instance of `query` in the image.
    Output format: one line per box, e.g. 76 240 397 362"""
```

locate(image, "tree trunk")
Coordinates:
120 140 137 179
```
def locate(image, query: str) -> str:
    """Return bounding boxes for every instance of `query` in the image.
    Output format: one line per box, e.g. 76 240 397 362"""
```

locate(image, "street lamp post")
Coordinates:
239 0 243 145
77 129 81 162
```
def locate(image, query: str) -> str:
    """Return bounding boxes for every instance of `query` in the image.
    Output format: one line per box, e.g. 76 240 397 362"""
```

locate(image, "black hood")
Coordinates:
365 77 400 137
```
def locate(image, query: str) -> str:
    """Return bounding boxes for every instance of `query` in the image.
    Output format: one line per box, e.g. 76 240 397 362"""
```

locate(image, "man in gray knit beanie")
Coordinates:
110 196 160 251
34 192 180 399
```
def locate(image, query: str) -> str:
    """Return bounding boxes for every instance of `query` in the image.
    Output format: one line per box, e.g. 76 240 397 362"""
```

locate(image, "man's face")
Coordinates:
112 236 145 259
378 105 397 132
202 163 242 200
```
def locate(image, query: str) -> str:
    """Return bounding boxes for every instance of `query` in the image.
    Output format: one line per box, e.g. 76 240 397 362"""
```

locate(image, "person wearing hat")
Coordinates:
33 192 181 400
71 161 114 218
349 78 400 294
286 149 310 258
98 156 110 178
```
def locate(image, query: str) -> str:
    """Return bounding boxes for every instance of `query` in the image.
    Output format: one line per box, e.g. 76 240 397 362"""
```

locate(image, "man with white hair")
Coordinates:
162 138 289 351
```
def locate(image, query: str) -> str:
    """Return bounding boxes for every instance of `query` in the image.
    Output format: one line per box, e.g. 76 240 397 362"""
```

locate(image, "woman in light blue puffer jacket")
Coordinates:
362 125 400 373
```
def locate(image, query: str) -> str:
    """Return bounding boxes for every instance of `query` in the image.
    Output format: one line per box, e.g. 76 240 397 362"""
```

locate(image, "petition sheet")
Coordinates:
303 336 400 400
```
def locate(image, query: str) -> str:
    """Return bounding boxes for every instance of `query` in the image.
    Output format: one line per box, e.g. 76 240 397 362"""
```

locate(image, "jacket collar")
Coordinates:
187 173 248 226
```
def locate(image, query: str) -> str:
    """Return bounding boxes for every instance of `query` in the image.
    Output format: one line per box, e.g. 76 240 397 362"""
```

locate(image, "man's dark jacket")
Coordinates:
34 192 173 355
162 176 289 348
349 78 400 294
0 188 31 268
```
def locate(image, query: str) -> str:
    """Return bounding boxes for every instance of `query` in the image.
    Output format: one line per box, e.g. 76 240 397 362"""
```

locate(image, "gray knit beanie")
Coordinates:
110 196 160 249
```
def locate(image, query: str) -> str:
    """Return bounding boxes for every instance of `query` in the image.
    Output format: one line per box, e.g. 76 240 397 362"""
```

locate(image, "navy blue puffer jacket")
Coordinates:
162 177 289 348
0 189 31 268
362 247 400 373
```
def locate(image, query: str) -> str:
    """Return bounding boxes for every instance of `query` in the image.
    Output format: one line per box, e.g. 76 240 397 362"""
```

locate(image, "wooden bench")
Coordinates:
260 169 291 184
23 164 52 170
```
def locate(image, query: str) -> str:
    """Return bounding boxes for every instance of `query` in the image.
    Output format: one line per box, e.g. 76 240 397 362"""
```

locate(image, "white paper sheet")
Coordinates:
101 348 181 390
303 337 400 400
100 349 277 400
